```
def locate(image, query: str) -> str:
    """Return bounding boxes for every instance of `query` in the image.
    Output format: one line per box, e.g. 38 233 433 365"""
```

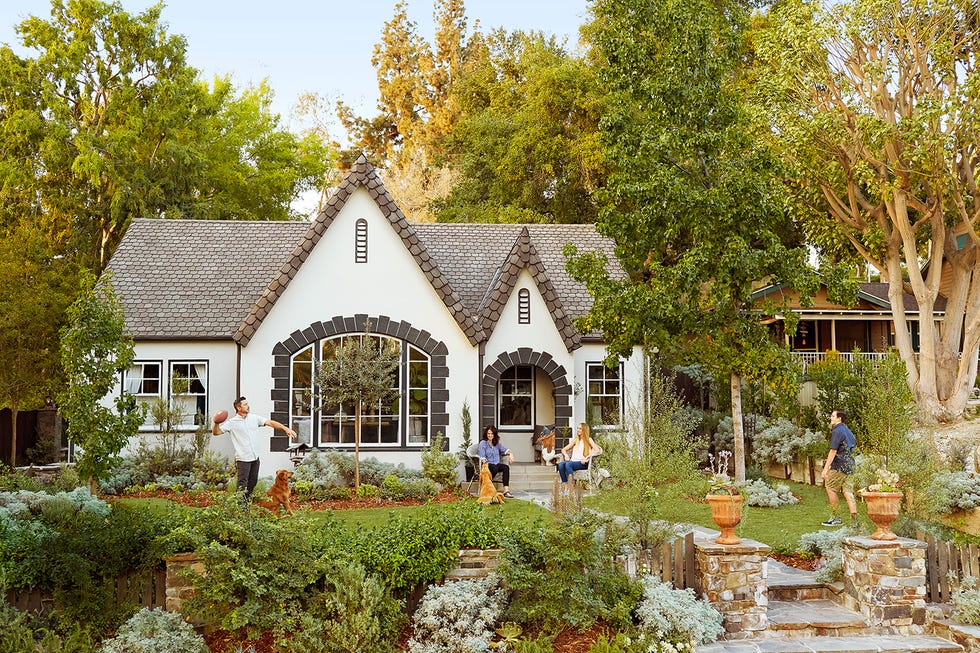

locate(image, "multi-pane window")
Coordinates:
518 288 530 324
499 365 533 427
290 334 431 447
169 362 208 428
125 362 161 396
291 346 314 445
586 362 622 427
123 361 207 430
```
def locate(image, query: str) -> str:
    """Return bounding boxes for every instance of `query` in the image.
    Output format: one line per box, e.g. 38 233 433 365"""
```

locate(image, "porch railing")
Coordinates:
790 351 891 373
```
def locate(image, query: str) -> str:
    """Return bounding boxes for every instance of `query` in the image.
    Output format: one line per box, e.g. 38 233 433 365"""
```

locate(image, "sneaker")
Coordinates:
821 517 843 527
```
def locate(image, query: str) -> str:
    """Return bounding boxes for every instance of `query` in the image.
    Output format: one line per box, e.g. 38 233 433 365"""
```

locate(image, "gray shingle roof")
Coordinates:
106 219 308 339
106 159 623 344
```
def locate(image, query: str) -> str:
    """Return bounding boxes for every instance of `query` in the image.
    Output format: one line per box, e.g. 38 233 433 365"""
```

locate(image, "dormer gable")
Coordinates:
478 227 581 352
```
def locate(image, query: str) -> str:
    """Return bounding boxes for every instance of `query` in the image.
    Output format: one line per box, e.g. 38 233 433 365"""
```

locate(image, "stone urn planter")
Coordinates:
861 491 902 540
706 493 743 545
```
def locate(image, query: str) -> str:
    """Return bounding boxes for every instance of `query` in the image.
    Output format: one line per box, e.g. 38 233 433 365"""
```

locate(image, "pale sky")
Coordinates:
0 0 592 126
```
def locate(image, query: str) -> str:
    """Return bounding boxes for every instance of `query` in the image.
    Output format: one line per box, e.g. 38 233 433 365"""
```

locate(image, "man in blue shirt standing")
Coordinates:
820 408 857 526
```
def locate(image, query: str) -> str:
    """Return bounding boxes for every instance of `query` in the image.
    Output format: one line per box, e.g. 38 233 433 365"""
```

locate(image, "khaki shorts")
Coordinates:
825 469 854 493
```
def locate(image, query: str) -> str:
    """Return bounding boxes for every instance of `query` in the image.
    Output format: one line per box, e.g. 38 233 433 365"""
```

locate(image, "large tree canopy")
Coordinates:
568 0 816 478
753 0 980 420
0 0 329 269
434 30 606 224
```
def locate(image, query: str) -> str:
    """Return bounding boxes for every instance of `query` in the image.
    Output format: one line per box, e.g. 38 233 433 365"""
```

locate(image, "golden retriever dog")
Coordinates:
265 469 294 515
536 430 561 466
476 462 504 505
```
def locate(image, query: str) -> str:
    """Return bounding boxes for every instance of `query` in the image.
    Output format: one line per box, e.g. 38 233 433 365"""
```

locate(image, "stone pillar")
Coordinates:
840 536 927 633
694 535 770 638
164 553 204 614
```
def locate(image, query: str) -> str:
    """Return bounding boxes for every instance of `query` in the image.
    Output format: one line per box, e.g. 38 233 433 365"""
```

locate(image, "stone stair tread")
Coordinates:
768 599 868 629
696 634 962 653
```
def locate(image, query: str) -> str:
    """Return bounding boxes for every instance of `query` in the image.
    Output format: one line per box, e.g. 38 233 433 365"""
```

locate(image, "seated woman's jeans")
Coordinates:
557 460 589 483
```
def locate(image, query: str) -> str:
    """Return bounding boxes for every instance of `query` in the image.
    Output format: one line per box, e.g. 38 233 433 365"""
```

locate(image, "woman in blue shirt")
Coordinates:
478 425 514 498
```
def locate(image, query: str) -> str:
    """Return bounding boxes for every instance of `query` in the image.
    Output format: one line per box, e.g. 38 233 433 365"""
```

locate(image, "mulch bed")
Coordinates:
769 552 821 571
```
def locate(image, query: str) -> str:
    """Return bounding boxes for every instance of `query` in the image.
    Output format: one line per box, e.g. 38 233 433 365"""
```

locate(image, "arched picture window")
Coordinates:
355 218 368 263
518 288 530 324
288 334 431 447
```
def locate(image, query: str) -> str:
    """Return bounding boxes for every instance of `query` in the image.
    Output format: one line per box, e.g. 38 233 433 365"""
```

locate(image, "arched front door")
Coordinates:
481 350 572 462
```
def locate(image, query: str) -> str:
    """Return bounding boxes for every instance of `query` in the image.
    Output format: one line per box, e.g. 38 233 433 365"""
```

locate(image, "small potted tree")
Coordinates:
457 400 475 481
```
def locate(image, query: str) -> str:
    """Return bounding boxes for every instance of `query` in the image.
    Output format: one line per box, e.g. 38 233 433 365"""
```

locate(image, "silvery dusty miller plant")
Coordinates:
408 574 508 653
634 576 724 645
99 607 207 653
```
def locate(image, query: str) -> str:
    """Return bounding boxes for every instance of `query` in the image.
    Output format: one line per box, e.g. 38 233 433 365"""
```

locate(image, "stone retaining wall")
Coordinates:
841 536 927 633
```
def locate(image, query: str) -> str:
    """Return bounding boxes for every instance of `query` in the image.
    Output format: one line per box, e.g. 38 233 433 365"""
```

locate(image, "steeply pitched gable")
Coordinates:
233 155 485 346
477 227 581 351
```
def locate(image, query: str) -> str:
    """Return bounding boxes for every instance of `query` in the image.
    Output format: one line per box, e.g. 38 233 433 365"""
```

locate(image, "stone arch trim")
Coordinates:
480 349 572 432
268 314 449 451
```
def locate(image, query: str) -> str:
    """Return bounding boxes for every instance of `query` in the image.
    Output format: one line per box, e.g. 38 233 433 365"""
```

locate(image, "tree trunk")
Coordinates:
8 403 17 467
731 372 745 482
354 402 361 495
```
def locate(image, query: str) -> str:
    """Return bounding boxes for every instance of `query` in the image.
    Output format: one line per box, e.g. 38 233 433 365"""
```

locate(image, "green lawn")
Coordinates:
116 482 876 553
294 495 552 528
585 479 872 553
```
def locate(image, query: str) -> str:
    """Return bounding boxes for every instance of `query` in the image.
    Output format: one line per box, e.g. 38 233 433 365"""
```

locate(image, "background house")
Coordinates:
104 156 647 471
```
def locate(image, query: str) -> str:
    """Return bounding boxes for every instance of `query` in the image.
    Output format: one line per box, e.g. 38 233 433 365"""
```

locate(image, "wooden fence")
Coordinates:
4 566 167 614
918 530 980 603
618 531 697 591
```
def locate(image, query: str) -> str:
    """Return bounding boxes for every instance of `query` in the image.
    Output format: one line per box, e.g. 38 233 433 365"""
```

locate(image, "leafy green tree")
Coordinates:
568 0 816 480
434 29 606 224
0 0 328 270
57 273 145 488
312 329 401 493
0 220 78 465
753 0 980 420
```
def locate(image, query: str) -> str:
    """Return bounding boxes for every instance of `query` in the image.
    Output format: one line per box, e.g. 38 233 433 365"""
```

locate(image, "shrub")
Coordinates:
288 560 403 653
750 418 821 467
421 432 460 488
380 475 437 501
500 510 640 631
952 576 980 625
407 574 508 653
351 502 509 593
326 451 422 486
0 602 96 653
99 607 207 653
634 577 724 645
741 480 799 508
168 494 339 636
927 471 980 513
799 528 855 583
293 449 344 488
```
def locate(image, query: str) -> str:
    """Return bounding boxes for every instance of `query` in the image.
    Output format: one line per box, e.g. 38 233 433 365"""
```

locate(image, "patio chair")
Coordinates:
465 442 504 495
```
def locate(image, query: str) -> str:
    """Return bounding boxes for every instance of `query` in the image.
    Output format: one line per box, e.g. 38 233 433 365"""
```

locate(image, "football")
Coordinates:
213 409 229 424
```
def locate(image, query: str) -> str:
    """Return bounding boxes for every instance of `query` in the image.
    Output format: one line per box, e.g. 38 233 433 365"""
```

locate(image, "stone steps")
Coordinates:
696 634 962 653
766 599 871 638
463 462 563 493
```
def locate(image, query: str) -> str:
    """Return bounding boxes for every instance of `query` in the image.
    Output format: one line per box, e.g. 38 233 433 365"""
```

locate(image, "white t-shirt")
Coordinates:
570 439 603 463
218 412 268 462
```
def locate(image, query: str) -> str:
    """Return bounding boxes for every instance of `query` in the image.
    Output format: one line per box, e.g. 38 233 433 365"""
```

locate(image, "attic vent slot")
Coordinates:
355 219 368 263
518 288 531 324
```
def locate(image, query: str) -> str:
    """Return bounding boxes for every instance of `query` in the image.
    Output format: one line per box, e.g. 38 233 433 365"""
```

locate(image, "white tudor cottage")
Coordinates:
105 156 646 472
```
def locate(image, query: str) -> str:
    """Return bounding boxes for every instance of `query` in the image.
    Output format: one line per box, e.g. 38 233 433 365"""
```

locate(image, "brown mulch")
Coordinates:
204 628 276 653
769 552 821 571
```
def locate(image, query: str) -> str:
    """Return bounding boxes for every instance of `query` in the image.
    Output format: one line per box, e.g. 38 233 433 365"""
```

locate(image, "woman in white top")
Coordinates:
557 422 602 484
